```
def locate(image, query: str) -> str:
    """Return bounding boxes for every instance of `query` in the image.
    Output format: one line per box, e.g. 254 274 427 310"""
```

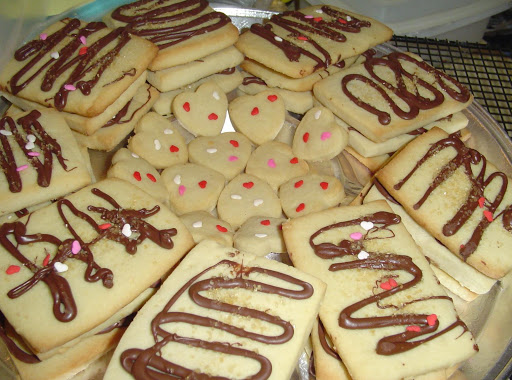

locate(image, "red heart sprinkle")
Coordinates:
380 279 397 290
388 278 398 287
314 17 322 22
208 113 218 120
147 173 156 182
183 102 190 112
170 145 179 152
294 180 303 188
198 180 207 188
338 18 347 24
79 46 88 55
243 182 254 189
43 254 51 267
216 225 228 233
427 314 437 326
296 203 305 212
290 157 298 164
99 223 112 230
303 132 309 143
406 325 421 332
267 94 278 102
260 219 271 226
483 210 493 222
460 244 465 249
133 171 142 181
478 197 485 208
230 140 239 147
6 265 20 275
298 36 308 41
251 107 259 116
320 182 328 190
279 224 283 230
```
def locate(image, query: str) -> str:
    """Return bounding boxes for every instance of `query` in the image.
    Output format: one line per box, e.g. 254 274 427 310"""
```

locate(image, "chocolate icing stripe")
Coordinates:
102 85 153 128
121 258 315 379
317 319 340 360
0 311 40 364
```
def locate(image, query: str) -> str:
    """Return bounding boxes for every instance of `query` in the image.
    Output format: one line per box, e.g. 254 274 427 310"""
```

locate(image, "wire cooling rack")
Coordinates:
390 36 512 140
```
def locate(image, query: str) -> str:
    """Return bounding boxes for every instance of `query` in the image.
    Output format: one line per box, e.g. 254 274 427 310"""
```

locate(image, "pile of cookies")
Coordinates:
0 0 510 379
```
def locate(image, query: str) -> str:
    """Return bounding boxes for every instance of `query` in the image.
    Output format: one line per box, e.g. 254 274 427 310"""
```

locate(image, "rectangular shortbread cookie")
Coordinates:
283 201 477 380
104 0 240 72
0 178 194 356
235 5 393 79
314 52 473 142
103 239 326 380
0 108 92 216
0 18 157 118
376 127 512 280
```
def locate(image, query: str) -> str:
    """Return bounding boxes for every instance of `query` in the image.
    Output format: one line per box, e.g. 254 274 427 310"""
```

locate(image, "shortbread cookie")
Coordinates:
127 112 188 170
72 83 159 151
0 178 194 356
146 46 244 92
233 216 287 257
246 141 309 191
217 173 283 228
235 5 393 79
376 127 512 280
188 132 252 180
283 201 478 380
314 52 473 142
104 0 240 72
228 90 286 146
0 202 51 225
107 148 168 205
0 18 157 117
161 163 225 215
103 239 326 380
292 106 348 161
180 210 234 246
279 173 345 218
152 67 243 116
172 81 228 137
0 109 92 216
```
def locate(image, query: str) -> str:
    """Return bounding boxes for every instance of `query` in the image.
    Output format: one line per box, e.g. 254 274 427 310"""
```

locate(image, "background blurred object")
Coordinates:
484 8 512 51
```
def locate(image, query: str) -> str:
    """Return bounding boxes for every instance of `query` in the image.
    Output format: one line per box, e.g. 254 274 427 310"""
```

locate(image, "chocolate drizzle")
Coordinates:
393 132 512 260
110 0 232 50
341 52 471 125
0 110 69 193
309 211 472 355
0 187 177 322
102 85 153 128
120 258 315 379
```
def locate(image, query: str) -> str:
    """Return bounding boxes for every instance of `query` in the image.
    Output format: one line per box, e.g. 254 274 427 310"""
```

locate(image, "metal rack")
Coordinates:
390 36 512 140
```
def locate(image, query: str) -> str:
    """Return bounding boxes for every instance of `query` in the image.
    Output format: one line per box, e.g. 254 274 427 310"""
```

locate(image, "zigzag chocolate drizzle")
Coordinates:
120 258 315 379
309 211 470 355
0 187 177 322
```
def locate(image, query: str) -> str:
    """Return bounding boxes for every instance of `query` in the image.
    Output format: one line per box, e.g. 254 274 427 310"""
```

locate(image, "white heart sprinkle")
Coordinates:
50 52 60 59
274 36 283 42
231 194 242 200
131 152 139 158
192 221 203 228
346 15 352 21
358 250 369 260
163 128 173 135
154 139 161 150
27 134 36 142
25 141 35 150
206 148 217 154
253 199 264 207
255 233 267 238
360 221 374 231
315 9 323 13
314 110 322 119
122 224 132 237
212 91 220 100
0 130 12 136
173 174 181 185
54 262 68 272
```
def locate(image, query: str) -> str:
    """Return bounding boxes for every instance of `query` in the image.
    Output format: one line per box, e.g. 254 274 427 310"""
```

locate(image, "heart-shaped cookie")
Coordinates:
188 132 252 180
172 81 228 137
228 90 285 145
233 216 287 257
128 112 188 169
292 106 348 161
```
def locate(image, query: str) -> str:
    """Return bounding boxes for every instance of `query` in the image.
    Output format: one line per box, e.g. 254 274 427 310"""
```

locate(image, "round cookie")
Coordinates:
245 141 309 191
233 216 287 257
279 173 345 218
161 163 225 215
128 112 188 170
172 81 228 137
292 106 348 162
217 173 282 228
180 211 234 247
188 132 253 180
106 148 169 205
228 90 285 146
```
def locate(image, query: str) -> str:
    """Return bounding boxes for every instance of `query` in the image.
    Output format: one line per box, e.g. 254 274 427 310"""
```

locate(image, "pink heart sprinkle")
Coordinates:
228 155 238 161
321 131 332 141
71 240 81 254
179 185 186 196
64 84 76 91
267 158 276 168
16 165 28 172
304 15 313 18
79 36 87 45
40 33 47 40
28 152 40 157
350 232 362 240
